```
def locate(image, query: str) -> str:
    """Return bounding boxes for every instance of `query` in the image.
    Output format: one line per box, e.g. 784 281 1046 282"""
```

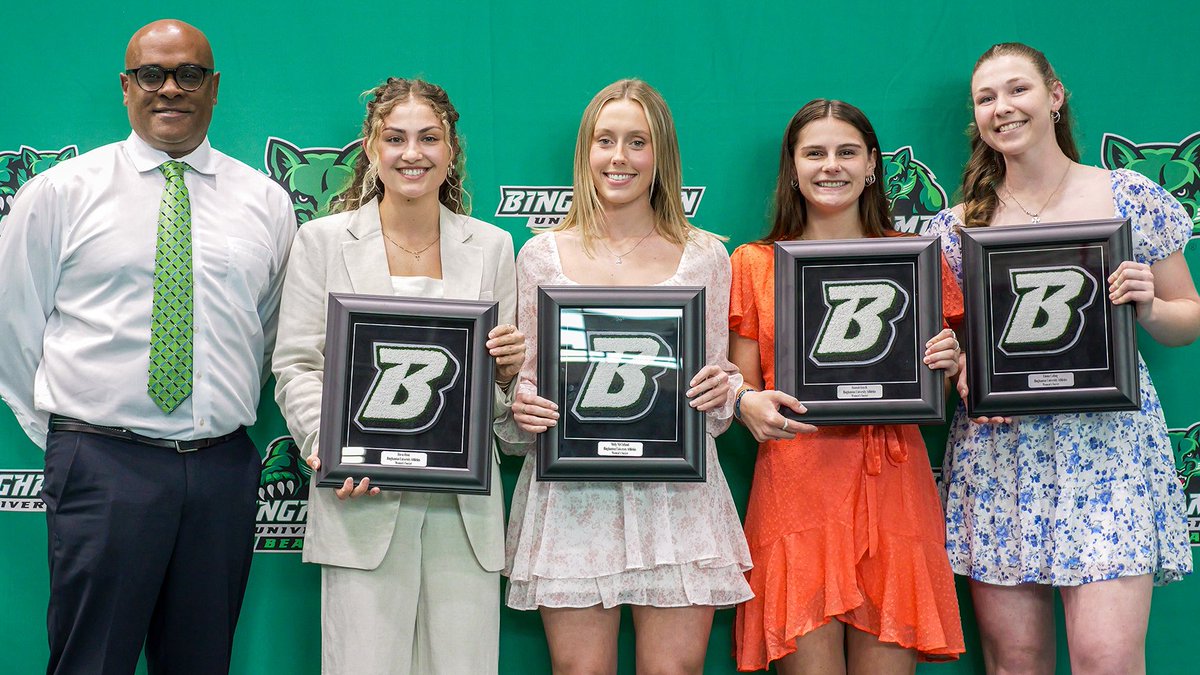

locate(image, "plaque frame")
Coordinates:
316 292 496 493
960 218 1139 417
774 236 945 424
536 286 706 481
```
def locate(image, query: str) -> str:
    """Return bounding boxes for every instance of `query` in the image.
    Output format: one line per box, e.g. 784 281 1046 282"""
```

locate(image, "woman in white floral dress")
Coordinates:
500 78 751 674
926 43 1200 674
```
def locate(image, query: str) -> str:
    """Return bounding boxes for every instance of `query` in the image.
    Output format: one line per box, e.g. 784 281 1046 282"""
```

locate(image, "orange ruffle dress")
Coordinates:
729 241 965 670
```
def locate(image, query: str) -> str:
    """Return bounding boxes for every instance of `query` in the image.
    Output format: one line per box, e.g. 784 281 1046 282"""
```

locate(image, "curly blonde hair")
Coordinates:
337 77 470 215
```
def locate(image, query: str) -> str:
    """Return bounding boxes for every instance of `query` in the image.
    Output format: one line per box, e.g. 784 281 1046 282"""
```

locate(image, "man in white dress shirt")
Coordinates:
0 19 295 675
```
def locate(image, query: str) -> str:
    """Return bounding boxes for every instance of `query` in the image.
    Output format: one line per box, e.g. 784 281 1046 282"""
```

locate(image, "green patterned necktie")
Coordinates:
148 160 194 413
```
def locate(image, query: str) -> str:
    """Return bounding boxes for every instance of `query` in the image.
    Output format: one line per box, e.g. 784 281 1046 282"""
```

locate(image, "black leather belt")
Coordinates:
48 414 245 454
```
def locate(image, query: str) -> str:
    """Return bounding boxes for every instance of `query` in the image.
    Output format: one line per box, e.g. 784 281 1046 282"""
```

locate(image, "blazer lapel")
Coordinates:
342 198 394 295
438 204 483 300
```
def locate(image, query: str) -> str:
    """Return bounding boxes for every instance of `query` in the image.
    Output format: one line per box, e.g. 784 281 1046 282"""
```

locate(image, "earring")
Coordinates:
790 179 799 189
865 174 876 186
1051 109 1061 124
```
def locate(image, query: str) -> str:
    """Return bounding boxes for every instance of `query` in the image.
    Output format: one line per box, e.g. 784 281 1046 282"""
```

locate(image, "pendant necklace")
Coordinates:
383 230 440 262
1003 162 1072 224
599 226 656 265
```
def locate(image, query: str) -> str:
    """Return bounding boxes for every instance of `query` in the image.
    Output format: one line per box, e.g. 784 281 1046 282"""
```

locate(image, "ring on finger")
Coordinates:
781 418 790 432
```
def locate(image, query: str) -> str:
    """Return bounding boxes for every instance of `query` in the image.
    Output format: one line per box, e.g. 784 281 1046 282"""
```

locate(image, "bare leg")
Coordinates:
629 605 714 675
845 624 917 675
969 580 1056 675
1059 575 1151 675
774 619 846 675
540 605 621 675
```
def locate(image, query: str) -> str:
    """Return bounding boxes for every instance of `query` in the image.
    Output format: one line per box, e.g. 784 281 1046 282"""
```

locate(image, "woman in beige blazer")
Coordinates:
272 78 523 675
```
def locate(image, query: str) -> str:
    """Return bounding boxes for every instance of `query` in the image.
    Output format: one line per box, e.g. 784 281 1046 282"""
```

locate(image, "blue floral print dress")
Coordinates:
925 169 1193 586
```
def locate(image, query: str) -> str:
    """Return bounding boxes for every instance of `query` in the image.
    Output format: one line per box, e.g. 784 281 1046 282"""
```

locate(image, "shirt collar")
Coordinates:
123 131 217 175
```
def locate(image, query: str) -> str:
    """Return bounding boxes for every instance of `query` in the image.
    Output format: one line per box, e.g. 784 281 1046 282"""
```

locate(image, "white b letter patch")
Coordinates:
999 266 1097 356
355 343 461 433
571 333 672 422
809 280 909 366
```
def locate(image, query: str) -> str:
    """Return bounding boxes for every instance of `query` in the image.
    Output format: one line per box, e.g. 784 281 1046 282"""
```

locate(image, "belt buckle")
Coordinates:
172 439 199 454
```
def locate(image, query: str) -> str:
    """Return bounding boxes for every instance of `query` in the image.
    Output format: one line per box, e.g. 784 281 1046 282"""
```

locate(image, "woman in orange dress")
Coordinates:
729 99 966 673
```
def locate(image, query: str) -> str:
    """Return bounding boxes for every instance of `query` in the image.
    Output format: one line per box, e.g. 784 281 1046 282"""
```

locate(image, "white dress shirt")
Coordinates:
0 132 296 447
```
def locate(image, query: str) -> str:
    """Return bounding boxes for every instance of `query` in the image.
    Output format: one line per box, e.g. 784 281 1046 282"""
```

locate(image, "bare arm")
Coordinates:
1110 251 1200 347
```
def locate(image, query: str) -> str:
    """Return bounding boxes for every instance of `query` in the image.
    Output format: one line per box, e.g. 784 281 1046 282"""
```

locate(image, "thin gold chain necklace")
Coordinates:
382 230 440 262
598 226 656 265
1002 162 1072 224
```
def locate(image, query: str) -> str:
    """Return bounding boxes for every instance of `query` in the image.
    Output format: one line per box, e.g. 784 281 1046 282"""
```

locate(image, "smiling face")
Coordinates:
588 99 655 211
121 21 219 158
971 53 1064 157
370 99 451 204
791 116 877 217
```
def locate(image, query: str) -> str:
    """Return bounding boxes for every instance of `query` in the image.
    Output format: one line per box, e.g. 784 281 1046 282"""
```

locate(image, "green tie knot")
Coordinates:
159 160 188 181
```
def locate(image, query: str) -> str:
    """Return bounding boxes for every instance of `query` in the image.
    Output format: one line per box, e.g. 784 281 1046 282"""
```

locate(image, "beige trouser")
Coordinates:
319 492 498 675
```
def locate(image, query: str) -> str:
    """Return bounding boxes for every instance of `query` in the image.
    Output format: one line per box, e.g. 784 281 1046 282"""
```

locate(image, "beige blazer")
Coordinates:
272 198 517 572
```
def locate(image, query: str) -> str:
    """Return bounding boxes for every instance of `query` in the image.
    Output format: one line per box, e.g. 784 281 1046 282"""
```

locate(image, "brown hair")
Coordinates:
555 78 700 253
761 99 891 243
960 43 1080 228
337 77 470 214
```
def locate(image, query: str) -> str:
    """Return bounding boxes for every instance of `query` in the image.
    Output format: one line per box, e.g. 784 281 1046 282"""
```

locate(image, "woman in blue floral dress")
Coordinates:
926 42 1200 674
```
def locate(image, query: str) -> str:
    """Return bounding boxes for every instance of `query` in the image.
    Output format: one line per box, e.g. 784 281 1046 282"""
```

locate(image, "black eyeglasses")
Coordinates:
124 64 213 92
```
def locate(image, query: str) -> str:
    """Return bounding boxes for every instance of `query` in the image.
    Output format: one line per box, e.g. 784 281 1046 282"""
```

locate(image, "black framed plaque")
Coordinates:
961 218 1139 417
774 236 945 424
536 286 706 481
316 292 497 494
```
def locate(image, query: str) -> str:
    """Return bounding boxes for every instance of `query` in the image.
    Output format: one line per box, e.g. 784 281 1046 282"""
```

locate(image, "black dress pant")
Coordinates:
41 427 260 675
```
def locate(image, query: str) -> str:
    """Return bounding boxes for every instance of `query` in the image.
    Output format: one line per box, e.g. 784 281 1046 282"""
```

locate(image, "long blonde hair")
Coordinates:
336 77 470 215
556 79 698 253
960 43 1080 228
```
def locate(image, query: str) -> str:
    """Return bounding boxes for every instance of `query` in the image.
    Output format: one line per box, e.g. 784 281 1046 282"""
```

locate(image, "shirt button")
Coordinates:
199 418 207 427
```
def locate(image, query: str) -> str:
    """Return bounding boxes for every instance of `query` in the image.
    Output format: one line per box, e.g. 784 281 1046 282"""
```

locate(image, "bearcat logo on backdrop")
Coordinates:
882 146 948 234
0 145 78 223
354 343 461 433
1168 422 1200 546
810 279 909 367
496 186 705 228
256 436 312 552
263 137 362 225
999 266 1097 356
1101 132 1200 233
572 332 671 422
0 470 44 512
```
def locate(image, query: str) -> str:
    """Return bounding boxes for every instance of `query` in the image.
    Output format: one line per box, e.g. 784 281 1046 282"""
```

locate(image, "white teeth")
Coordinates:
816 181 849 187
607 173 635 181
998 121 1026 132
400 168 428 176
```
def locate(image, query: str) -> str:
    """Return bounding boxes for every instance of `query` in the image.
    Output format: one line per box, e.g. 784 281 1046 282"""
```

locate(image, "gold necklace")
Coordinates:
598 226 656 265
382 230 440 262
1003 162 1072 224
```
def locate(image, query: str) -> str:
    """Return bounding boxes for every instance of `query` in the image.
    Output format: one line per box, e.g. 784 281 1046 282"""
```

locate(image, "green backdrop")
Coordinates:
3 2 1199 672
